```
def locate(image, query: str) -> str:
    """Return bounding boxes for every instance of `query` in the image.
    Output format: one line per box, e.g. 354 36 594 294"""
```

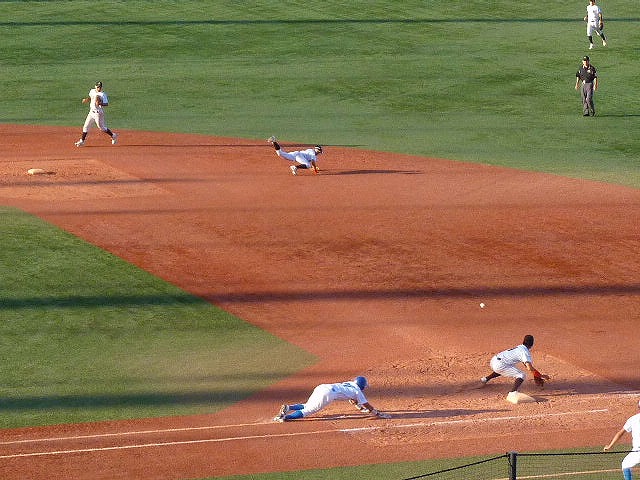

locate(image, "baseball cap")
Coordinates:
95 81 103 87
583 56 590 61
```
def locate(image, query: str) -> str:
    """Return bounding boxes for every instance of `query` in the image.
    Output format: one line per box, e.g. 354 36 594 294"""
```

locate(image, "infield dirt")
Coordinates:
1 124 639 479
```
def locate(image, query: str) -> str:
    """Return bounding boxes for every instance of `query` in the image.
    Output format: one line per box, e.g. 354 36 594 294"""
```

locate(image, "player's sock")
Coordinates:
289 404 304 410
623 468 632 480
285 410 303 420
510 378 524 392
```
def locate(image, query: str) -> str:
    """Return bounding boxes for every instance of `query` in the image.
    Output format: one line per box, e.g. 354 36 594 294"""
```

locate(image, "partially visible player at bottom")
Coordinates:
480 334 549 393
268 135 322 176
604 399 640 480
273 376 391 422
75 81 118 147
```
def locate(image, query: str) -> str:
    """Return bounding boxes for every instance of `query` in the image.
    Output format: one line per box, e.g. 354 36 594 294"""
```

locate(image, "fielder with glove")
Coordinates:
267 135 322 176
584 0 607 50
481 335 550 393
273 376 392 422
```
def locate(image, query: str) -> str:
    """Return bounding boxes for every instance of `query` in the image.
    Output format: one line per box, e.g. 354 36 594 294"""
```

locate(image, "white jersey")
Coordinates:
276 147 318 168
88 88 108 113
300 381 368 416
322 381 368 403
290 148 318 165
624 413 640 450
495 344 532 366
586 4 602 24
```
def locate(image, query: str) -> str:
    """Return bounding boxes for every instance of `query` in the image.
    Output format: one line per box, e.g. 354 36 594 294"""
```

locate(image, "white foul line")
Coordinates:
0 408 608 459
0 422 262 446
339 409 609 433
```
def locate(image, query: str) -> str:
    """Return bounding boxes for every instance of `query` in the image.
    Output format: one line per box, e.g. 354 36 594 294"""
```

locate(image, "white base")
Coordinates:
506 391 536 404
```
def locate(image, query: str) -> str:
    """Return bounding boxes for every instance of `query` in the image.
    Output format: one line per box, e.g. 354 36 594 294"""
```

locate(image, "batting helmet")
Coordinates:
354 376 368 390
523 335 534 348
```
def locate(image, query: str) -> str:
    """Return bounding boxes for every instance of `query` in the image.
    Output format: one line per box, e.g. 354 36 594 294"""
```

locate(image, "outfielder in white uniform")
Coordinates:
481 335 548 392
267 136 322 176
584 0 607 50
273 376 391 422
75 81 118 147
604 400 640 480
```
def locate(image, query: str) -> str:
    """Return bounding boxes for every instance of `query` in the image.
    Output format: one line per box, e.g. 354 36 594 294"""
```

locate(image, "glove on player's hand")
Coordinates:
599 21 604 30
533 369 550 387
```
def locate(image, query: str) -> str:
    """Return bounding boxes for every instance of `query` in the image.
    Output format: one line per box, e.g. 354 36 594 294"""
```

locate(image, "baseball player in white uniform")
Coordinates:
584 0 607 50
604 399 640 480
267 136 322 176
75 81 118 146
273 376 391 422
481 335 549 392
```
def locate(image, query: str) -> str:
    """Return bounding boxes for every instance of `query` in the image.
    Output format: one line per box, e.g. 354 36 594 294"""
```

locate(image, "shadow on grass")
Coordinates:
4 18 640 28
0 391 245 411
0 293 205 310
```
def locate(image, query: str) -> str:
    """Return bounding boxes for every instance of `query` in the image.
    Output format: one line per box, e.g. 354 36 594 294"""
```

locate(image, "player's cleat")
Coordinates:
602 40 607 47
111 133 118 145
273 404 289 422
74 139 85 147
480 377 488 385
290 165 298 176
589 43 594 49
267 135 277 143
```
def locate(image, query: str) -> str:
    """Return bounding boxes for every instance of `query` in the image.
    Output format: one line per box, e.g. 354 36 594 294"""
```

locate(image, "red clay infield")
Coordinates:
0 124 639 479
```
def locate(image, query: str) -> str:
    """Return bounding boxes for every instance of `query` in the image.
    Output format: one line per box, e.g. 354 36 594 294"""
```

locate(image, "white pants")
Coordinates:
83 110 108 133
300 384 338 416
276 150 312 168
587 23 603 37
490 355 526 380
622 450 640 469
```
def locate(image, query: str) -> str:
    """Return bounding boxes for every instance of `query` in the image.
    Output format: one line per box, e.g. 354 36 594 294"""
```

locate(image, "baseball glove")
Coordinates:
533 369 550 387
599 20 604 30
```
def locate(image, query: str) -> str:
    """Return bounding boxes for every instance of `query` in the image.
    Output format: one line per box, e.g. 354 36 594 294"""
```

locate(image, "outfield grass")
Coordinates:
2 1 639 187
0 207 315 428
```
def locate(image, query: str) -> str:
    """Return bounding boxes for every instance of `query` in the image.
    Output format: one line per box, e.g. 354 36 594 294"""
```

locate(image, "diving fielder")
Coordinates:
267 136 322 176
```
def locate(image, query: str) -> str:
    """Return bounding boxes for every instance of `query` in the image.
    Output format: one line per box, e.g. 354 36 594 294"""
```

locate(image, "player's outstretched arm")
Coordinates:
604 428 626 451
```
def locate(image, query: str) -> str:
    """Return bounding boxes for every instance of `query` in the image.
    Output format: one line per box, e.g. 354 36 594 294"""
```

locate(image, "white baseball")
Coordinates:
479 302 485 308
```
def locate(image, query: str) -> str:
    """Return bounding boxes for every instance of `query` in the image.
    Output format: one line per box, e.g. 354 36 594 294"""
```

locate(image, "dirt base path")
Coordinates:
1 125 639 479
